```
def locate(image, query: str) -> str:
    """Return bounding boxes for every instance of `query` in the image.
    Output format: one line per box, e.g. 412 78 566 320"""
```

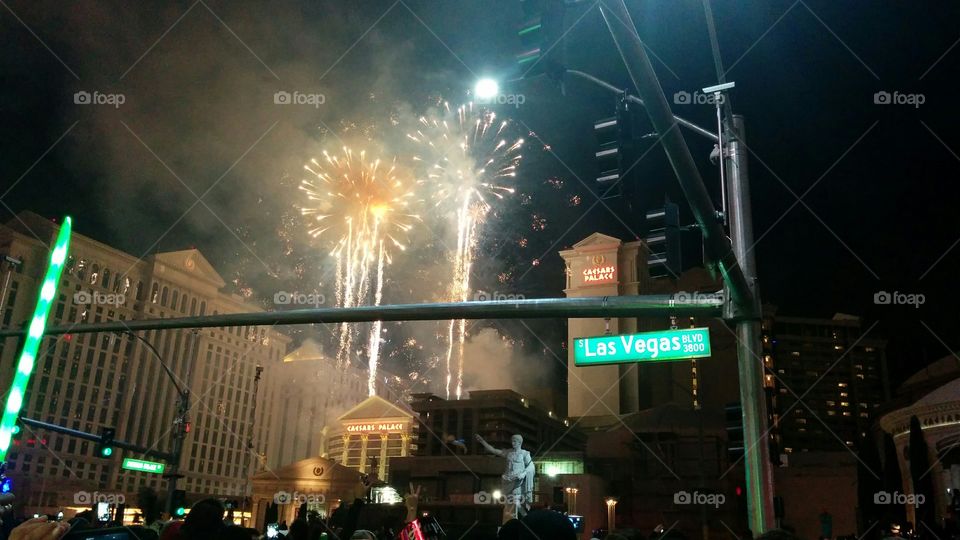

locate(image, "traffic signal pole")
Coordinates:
0 295 723 338
598 0 774 532
725 115 776 532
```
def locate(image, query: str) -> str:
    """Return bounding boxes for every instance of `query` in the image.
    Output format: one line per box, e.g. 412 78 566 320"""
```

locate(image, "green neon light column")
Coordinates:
0 216 71 462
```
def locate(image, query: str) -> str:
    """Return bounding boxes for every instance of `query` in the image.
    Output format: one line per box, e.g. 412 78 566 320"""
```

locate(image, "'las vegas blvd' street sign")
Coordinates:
122 458 166 474
574 327 711 366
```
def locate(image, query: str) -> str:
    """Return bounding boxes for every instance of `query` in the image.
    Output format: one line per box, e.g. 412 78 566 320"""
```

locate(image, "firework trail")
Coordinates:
408 102 524 399
300 147 420 395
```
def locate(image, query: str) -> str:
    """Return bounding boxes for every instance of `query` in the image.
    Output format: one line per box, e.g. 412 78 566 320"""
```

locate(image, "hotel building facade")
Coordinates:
0 212 289 516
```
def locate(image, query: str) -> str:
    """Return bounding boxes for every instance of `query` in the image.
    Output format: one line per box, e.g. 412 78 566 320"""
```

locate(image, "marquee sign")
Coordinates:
582 255 616 284
345 422 405 434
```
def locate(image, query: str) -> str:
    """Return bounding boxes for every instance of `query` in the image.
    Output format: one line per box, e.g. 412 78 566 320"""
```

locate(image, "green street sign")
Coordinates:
122 458 166 474
574 327 711 366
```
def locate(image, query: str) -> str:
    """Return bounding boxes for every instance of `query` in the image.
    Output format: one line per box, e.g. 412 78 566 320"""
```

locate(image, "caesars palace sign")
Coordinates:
345 422 405 434
582 255 616 284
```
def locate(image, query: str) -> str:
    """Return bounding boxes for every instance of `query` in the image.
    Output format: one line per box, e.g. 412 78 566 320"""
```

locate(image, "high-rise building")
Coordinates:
410 389 585 457
762 308 889 453
559 232 740 418
254 341 398 472
0 212 289 516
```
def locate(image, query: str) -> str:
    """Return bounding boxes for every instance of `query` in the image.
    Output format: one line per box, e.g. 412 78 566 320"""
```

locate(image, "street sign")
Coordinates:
122 458 166 474
574 327 711 366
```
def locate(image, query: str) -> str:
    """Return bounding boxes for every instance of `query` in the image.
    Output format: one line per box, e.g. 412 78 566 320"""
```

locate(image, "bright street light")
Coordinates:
475 78 499 100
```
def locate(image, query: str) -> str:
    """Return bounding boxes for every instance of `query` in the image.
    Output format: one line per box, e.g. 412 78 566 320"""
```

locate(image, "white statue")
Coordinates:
475 433 535 520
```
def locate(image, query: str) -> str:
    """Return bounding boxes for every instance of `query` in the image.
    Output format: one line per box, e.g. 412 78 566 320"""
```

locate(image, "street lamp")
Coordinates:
474 78 499 100
605 497 618 531
117 330 191 516
565 487 578 514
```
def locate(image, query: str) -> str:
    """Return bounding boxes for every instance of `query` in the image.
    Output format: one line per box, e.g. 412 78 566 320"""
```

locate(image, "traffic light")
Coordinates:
171 489 187 517
594 98 645 198
515 0 566 79
96 427 116 458
725 402 744 462
645 203 681 278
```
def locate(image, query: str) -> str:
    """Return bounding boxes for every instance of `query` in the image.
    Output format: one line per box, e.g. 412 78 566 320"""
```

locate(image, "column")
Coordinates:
359 435 369 473
379 436 388 480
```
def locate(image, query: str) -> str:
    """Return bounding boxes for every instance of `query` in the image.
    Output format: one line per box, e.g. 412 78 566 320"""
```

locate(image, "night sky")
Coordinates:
1 1 958 386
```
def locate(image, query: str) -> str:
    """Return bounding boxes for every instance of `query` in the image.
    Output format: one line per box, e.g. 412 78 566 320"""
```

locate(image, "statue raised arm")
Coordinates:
474 434 504 457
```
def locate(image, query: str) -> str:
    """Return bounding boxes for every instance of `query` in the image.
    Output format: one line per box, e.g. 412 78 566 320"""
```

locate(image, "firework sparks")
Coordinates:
408 102 524 399
300 146 421 395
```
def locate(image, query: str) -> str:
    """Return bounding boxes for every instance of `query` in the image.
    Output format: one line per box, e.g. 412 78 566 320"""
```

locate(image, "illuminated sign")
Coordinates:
345 422 405 433
574 327 711 366
582 265 616 283
122 458 166 474
0 217 71 461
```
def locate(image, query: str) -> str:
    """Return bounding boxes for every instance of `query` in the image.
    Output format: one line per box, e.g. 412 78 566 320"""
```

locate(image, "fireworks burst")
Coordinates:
299 146 421 395
407 102 524 399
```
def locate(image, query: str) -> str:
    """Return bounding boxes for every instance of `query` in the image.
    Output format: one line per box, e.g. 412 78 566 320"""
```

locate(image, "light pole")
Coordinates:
565 487 578 514
605 497 617 531
118 330 191 517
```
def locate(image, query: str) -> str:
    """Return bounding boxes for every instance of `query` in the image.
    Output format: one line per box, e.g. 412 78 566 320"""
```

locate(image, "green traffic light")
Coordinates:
176 507 186 517
101 447 113 457
11 425 19 435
